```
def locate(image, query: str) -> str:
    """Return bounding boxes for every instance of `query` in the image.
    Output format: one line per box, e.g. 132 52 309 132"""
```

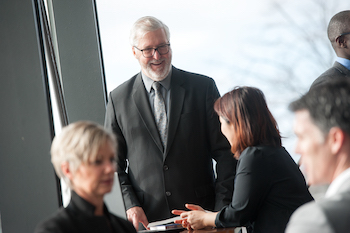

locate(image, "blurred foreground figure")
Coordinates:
35 121 136 233
286 80 350 233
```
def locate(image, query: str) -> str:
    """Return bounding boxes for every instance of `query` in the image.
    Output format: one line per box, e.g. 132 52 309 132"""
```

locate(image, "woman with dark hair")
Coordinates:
173 87 313 233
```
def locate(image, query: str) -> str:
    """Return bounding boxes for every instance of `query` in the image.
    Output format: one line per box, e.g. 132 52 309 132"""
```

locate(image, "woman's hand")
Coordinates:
172 204 217 230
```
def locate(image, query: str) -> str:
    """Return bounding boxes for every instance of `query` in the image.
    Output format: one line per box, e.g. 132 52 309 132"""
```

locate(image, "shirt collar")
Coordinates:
69 191 110 217
142 67 172 93
335 57 350 71
325 167 350 198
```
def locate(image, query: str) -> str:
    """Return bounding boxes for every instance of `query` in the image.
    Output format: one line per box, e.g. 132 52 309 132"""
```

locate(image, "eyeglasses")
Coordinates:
134 44 170 58
336 32 350 41
340 32 350 37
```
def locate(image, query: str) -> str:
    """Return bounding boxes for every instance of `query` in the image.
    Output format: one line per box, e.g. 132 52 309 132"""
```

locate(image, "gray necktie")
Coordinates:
152 82 168 149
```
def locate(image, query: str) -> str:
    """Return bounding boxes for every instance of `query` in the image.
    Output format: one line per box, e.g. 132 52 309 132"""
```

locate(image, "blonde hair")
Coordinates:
51 121 117 188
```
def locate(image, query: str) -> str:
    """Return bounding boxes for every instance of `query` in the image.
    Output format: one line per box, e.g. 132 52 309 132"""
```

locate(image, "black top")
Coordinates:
215 146 313 233
34 191 136 233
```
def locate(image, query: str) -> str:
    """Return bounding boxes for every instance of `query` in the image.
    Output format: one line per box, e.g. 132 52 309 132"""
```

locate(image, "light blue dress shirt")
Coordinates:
336 57 350 71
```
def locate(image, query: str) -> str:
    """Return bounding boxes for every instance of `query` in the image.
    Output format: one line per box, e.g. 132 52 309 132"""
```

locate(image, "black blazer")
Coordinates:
34 191 136 233
104 66 237 222
215 146 313 233
310 61 350 89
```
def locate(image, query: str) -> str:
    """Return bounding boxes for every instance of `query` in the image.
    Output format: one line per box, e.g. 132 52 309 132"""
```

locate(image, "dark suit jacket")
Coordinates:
34 191 136 233
104 66 236 222
215 146 313 233
310 61 350 89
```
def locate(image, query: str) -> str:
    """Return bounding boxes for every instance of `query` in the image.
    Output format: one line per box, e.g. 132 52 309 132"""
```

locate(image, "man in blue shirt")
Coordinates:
310 10 350 89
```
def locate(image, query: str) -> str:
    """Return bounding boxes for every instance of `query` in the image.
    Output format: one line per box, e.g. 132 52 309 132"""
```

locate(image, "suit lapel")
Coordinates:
165 67 185 158
132 73 164 152
334 62 350 77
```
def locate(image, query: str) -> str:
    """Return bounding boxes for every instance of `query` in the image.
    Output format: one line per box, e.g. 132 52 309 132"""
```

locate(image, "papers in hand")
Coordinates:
149 223 184 231
147 216 183 228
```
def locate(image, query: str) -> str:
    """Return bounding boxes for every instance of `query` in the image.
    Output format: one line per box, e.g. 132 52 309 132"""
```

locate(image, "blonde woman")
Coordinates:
35 121 136 233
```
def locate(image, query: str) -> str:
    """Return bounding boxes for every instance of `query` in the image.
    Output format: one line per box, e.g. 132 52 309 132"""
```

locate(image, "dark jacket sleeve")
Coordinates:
104 93 140 210
205 78 237 210
215 148 267 227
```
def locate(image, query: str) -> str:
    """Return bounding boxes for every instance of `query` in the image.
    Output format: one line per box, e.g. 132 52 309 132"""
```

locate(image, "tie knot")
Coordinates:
152 82 161 91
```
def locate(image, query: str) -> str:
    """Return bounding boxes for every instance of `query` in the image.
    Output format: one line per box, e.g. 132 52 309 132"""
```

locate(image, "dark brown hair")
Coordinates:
214 86 281 158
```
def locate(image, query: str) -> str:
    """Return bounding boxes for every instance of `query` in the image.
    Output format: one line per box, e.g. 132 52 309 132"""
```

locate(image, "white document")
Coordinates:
147 216 183 228
149 223 184 231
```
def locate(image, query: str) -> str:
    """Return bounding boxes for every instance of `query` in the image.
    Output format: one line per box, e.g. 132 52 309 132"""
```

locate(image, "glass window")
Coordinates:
96 0 349 161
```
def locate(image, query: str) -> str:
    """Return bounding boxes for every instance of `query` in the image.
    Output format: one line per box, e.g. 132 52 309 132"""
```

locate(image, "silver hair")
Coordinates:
129 16 170 47
50 121 117 189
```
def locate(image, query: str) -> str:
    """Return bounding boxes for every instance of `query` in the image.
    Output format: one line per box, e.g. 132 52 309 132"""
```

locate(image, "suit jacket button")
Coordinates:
166 191 171 196
163 165 169 170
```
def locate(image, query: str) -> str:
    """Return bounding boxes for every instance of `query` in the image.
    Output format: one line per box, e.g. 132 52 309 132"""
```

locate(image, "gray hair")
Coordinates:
289 80 350 138
129 16 170 47
50 121 117 188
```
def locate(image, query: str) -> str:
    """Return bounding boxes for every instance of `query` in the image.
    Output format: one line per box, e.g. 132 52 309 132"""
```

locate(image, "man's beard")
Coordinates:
145 58 171 81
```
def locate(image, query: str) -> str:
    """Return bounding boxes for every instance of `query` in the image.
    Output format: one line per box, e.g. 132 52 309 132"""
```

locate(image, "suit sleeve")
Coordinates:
285 203 333 233
215 147 270 227
104 93 140 210
206 79 237 210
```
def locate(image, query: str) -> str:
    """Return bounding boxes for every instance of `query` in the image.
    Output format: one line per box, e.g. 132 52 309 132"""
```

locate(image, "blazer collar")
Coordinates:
334 61 350 76
165 67 185 157
132 73 164 153
131 67 186 159
68 191 110 218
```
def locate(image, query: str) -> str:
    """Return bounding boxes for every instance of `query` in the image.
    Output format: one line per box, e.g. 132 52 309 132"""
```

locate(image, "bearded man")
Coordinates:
104 16 236 230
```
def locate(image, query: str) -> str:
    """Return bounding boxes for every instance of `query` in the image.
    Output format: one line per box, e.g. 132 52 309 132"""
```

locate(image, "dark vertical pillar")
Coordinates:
0 0 59 232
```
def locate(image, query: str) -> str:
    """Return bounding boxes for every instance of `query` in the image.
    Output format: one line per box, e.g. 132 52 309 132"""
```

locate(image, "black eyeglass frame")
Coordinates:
336 32 350 41
340 32 350 37
134 44 171 58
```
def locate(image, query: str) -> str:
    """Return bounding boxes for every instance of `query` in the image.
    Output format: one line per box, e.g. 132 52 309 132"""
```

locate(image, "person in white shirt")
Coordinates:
286 79 350 233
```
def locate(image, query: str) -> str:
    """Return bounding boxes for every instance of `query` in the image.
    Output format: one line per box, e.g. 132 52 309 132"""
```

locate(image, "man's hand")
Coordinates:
126 206 149 231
